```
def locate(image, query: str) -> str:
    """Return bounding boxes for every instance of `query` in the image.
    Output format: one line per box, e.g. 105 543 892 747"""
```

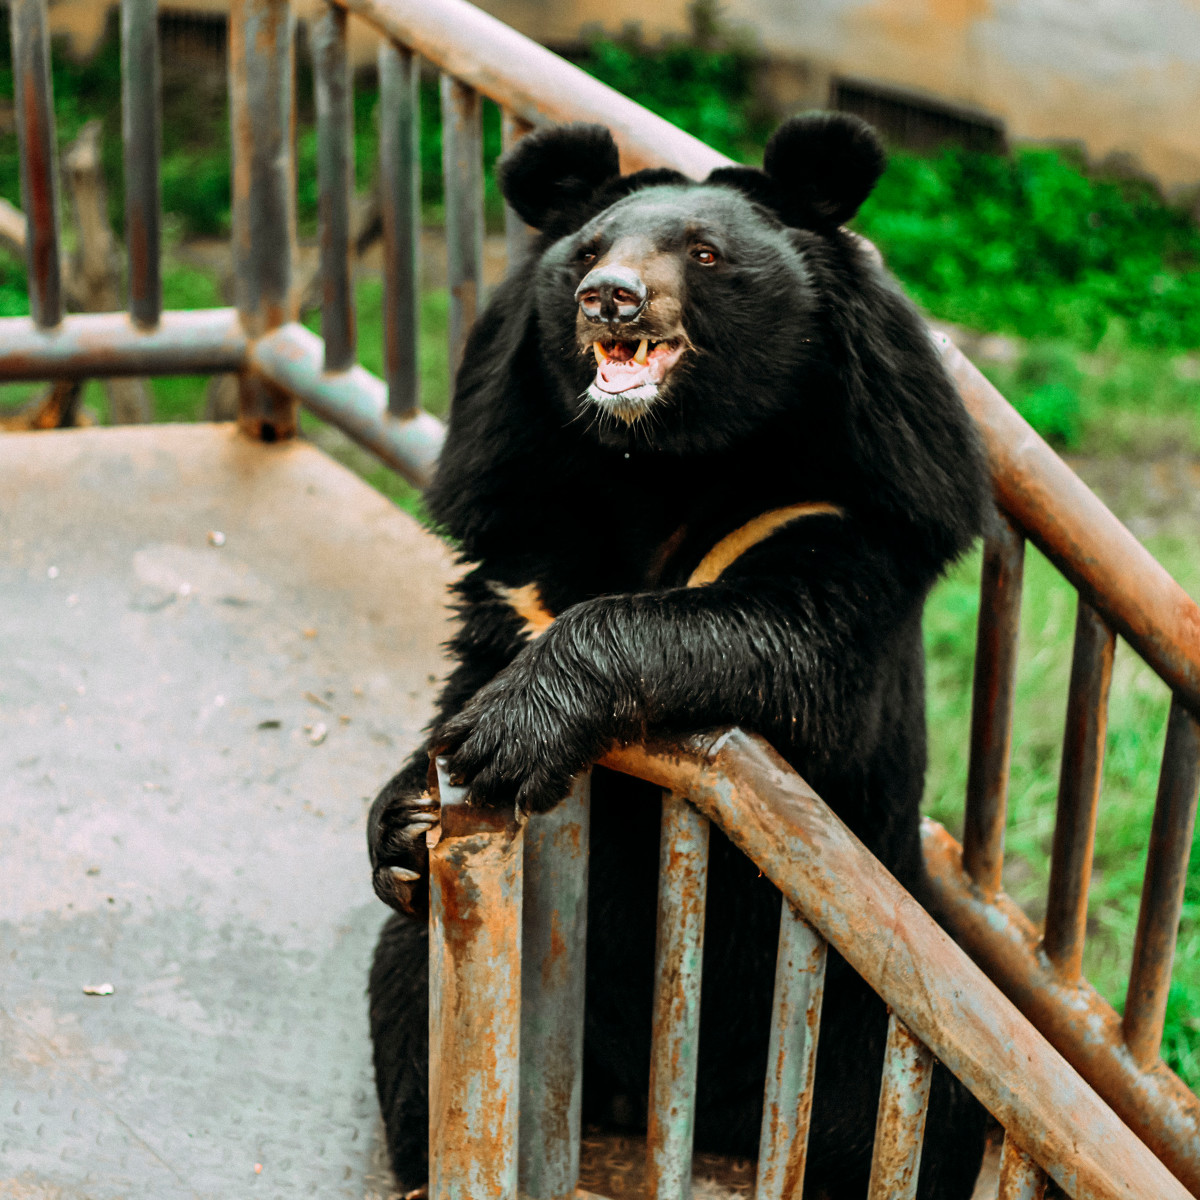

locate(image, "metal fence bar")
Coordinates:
440 73 483 378
9 0 62 328
120 0 161 328
921 817 1200 1196
312 1 356 371
249 322 444 486
755 902 826 1200
1123 698 1200 1070
518 774 590 1200
962 514 1025 897
646 791 709 1200
1043 599 1115 981
229 0 298 440
429 762 523 1200
867 1015 933 1200
0 309 247 379
998 1135 1048 1200
378 39 420 417
501 108 534 264
604 733 1194 1200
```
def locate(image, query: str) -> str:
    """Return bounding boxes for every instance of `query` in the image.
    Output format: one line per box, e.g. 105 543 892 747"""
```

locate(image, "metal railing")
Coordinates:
2 0 1199 1196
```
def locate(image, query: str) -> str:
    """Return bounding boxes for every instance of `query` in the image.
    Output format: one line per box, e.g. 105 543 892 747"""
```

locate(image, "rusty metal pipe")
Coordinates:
646 791 709 1200
1043 599 1114 981
0 309 247 380
602 733 1193 1200
441 75 484 379
378 40 420 417
229 0 299 440
754 902 826 1200
248 322 443 486
962 514 1025 897
867 1015 933 1200
312 2 356 372
1123 698 1200 1069
10 0 62 329
120 0 162 328
429 761 523 1200
519 775 590 1200
920 817 1200 1197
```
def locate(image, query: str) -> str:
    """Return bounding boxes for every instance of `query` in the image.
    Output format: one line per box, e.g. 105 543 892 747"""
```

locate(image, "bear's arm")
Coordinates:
439 513 936 812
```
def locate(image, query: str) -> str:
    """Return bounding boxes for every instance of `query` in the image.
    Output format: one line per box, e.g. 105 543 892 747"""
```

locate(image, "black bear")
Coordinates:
367 113 990 1199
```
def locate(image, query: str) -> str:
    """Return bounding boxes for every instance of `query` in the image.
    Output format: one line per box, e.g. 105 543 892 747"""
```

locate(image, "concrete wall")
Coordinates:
46 0 1200 197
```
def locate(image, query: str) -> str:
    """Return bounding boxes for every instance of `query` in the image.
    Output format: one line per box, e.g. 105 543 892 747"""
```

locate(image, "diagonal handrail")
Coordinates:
601 731 1192 1200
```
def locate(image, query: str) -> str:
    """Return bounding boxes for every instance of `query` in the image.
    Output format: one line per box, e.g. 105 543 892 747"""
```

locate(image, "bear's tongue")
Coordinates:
593 339 683 394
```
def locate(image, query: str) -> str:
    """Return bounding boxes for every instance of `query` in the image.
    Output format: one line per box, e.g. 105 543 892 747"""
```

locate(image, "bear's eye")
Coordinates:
579 248 597 265
691 244 718 266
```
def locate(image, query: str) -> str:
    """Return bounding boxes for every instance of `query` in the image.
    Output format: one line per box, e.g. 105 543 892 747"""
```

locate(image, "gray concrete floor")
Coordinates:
0 425 455 1198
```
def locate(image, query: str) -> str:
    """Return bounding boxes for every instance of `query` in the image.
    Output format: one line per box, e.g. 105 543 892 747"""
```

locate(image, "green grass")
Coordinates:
924 540 1200 1087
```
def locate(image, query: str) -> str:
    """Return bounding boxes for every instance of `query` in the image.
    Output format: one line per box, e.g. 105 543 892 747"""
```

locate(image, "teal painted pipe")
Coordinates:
756 902 827 1200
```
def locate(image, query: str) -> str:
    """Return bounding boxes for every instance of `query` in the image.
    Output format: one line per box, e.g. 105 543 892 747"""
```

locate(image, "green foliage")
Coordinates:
856 146 1200 352
572 1 771 162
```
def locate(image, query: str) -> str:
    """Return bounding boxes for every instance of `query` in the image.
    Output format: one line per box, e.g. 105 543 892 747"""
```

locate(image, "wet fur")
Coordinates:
367 114 991 1198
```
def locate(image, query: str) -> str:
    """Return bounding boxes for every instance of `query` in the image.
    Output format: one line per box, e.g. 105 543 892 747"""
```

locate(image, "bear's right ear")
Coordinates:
497 124 622 231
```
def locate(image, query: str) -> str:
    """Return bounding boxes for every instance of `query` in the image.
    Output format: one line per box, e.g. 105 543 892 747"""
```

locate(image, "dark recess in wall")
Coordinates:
832 77 1006 154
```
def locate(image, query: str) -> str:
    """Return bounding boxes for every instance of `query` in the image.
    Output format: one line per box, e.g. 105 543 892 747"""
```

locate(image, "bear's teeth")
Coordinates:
633 339 649 365
593 342 606 366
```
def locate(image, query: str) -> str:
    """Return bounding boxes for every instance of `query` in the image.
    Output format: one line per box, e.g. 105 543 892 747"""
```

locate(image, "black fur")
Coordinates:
368 114 991 1198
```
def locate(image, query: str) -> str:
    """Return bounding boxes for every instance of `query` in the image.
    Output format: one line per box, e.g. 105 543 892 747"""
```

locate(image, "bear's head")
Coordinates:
496 112 888 455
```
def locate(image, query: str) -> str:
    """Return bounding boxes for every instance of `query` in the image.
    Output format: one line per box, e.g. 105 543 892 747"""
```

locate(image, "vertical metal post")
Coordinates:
440 74 483 379
519 774 590 1200
963 514 1025 897
429 762 524 1200
229 0 298 440
10 0 62 328
866 1015 934 1200
1043 599 1115 980
1123 697 1200 1068
121 0 161 328
378 40 420 417
755 901 826 1200
997 1134 1048 1200
646 791 709 1200
501 108 535 266
312 1 355 371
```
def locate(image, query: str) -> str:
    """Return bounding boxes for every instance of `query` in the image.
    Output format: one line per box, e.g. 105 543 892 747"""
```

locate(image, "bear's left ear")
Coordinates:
764 112 886 228
709 112 885 230
497 124 622 231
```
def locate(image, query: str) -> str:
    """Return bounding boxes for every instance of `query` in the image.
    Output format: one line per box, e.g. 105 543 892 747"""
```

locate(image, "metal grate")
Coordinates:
832 77 1006 154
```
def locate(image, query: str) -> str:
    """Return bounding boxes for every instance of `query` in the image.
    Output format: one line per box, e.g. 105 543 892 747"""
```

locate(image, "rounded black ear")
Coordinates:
762 112 886 228
497 124 622 231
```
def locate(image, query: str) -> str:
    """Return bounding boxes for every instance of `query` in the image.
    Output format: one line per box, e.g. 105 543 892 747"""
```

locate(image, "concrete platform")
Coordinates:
0 425 456 1199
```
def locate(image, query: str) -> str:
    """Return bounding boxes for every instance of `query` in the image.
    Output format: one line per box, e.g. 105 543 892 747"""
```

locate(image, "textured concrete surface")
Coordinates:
0 424 455 1199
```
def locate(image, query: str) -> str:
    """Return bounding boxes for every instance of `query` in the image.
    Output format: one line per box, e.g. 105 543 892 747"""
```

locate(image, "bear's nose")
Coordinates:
575 266 647 325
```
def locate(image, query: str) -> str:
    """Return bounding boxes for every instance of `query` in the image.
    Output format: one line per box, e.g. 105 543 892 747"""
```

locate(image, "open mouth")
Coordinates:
586 337 687 420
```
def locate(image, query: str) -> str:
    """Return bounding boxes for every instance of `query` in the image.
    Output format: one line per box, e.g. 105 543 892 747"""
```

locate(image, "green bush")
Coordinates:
855 146 1200 352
